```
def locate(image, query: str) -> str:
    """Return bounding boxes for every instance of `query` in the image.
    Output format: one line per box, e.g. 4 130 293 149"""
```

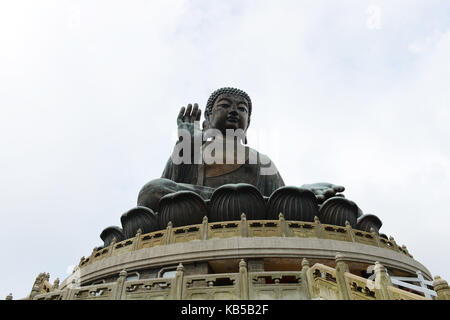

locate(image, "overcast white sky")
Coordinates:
1 0 450 299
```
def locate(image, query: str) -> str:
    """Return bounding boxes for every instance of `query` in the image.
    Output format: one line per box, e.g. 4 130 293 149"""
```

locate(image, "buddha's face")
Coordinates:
208 93 250 135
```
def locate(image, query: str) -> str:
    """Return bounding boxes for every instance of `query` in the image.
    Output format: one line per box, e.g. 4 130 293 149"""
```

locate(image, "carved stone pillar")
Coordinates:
335 253 351 300
279 213 289 237
433 276 450 300
374 262 392 300
301 258 312 300
174 263 184 300
240 213 248 237
115 270 127 300
131 228 142 251
201 216 208 240
314 216 323 238
165 221 173 245
239 259 249 300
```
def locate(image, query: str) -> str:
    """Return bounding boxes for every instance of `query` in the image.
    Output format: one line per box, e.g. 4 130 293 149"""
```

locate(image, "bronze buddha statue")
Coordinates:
137 87 344 212
99 87 383 247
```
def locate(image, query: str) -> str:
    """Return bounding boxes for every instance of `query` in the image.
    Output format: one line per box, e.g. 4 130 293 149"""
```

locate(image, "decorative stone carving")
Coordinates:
433 276 450 300
52 278 60 290
159 191 207 228
35 272 50 287
356 214 383 234
319 197 359 227
100 226 125 247
266 186 318 221
120 206 159 239
208 183 266 222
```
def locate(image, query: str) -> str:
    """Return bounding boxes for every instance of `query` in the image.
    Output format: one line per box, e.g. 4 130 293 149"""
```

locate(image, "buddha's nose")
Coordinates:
229 109 238 116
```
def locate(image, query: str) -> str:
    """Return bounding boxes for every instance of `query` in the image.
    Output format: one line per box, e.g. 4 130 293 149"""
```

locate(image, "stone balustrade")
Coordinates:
79 214 412 269
32 257 431 300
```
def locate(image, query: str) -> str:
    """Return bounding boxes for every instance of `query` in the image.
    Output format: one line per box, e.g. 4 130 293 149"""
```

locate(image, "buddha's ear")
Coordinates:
202 119 210 131
202 110 210 130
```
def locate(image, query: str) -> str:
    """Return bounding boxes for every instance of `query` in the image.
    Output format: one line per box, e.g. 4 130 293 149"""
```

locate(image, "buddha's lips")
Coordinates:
227 116 239 122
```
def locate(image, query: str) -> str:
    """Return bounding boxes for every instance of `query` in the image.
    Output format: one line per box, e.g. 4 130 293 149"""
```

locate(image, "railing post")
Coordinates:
335 253 351 300
314 216 323 238
389 236 400 252
201 216 208 240
115 270 127 300
78 256 86 268
108 237 116 257
301 258 312 300
433 276 450 300
279 213 289 237
29 284 40 300
60 288 70 300
371 228 381 247
239 259 249 300
374 262 392 300
132 228 142 251
174 263 184 300
52 278 60 291
65 279 78 300
402 245 413 258
87 248 97 265
305 263 318 299
165 221 173 245
241 213 248 237
345 221 355 242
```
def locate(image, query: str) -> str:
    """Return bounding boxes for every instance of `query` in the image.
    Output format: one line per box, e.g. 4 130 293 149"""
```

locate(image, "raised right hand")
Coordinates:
176 103 203 143
177 103 201 127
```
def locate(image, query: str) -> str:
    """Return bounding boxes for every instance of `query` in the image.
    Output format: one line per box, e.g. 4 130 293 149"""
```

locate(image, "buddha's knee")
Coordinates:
137 178 178 211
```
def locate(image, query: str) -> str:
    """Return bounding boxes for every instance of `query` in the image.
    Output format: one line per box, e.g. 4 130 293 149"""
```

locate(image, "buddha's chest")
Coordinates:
203 163 258 189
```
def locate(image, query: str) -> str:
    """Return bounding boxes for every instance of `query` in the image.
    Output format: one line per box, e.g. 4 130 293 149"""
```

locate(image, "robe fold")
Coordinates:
161 146 285 198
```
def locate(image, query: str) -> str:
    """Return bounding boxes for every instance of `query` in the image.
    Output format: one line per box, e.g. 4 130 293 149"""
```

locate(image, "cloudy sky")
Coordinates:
1 0 450 299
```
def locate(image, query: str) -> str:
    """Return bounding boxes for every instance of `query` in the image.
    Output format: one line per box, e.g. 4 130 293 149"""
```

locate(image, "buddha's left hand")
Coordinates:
301 182 345 204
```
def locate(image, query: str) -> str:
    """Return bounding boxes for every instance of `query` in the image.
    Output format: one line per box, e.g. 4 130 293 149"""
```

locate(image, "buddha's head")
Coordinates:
204 87 252 136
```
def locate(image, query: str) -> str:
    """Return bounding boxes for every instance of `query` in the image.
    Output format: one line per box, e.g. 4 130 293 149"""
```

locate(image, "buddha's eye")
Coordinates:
238 103 248 112
219 104 229 108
